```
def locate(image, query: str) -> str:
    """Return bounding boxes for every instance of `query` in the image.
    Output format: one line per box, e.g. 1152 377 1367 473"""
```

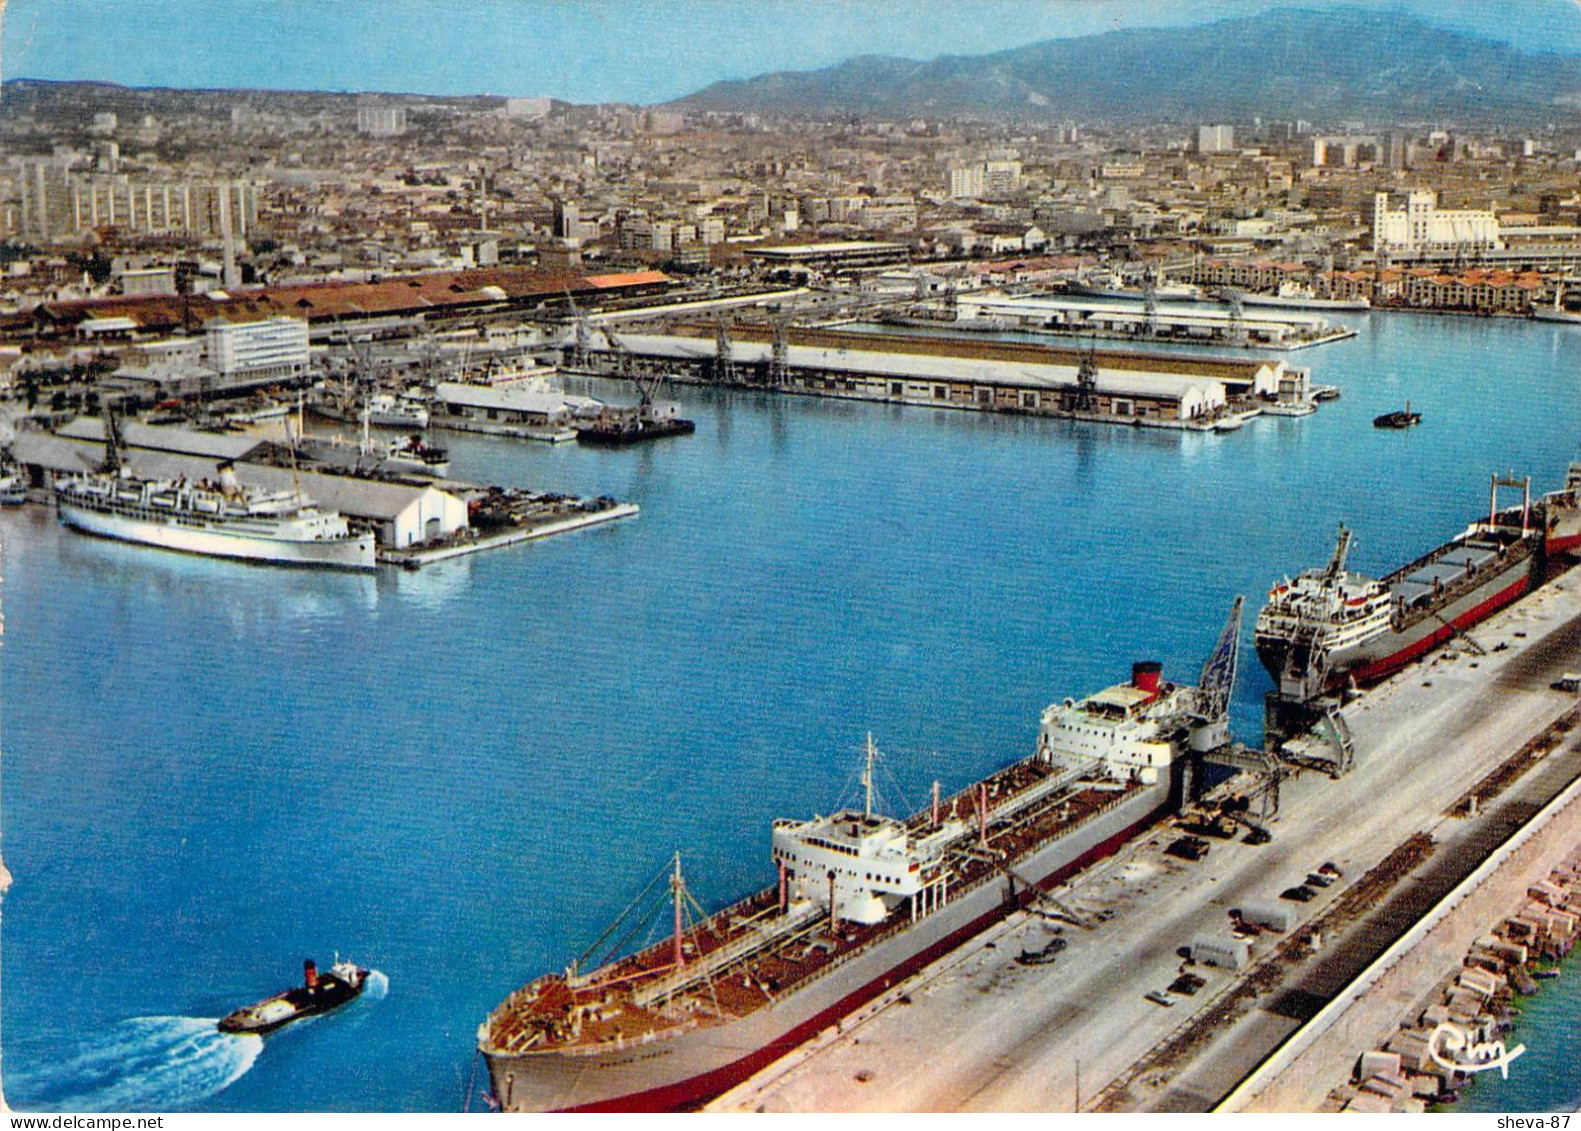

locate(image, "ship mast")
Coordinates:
1324 524 1353 582
862 733 877 821
670 852 685 970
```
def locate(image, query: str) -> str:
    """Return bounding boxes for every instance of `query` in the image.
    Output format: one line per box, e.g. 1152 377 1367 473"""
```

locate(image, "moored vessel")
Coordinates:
477 603 1243 1112
218 958 369 1035
54 410 376 571
1373 402 1422 429
1256 475 1550 701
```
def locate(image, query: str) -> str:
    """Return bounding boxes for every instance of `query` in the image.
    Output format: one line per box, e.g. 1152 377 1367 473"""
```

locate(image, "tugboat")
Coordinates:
1373 401 1422 429
218 958 369 1035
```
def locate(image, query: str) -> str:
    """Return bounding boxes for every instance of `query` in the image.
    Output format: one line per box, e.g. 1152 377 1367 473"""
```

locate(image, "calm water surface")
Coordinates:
5 311 1581 1111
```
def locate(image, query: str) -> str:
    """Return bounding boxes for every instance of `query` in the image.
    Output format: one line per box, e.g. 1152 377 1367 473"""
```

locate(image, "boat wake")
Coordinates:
361 969 390 1002
9 1016 262 1113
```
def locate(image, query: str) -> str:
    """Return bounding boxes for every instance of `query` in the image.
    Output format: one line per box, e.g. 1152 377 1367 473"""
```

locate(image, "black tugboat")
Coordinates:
576 406 696 446
1374 400 1422 429
218 958 369 1035
579 335 695 445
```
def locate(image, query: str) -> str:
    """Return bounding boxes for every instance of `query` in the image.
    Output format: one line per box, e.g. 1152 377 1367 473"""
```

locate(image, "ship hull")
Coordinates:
484 779 1170 1112
1256 545 1536 696
58 501 377 571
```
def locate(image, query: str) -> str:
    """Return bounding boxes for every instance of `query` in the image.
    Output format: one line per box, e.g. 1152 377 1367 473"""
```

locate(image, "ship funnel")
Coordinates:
303 959 318 989
217 461 242 496
1132 661 1163 695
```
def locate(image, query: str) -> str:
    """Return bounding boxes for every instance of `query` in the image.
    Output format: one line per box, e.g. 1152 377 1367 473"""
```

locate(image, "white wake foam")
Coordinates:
11 1016 261 1113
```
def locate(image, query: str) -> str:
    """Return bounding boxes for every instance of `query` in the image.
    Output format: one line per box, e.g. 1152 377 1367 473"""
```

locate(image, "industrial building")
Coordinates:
743 241 910 271
575 327 1306 429
432 381 602 432
955 292 1339 347
1372 190 1501 256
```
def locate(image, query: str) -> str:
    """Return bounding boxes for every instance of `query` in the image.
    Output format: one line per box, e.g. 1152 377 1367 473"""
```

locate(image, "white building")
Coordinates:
204 317 311 382
357 105 408 137
1372 190 1502 255
1198 124 1236 154
949 160 1022 200
502 96 552 120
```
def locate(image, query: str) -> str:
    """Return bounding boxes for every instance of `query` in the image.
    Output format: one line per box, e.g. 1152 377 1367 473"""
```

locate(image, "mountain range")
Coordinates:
666 7 1581 123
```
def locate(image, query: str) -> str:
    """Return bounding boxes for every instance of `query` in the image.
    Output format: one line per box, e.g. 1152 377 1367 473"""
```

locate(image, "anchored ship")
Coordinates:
1256 473 1573 701
55 409 376 571
218 958 369 1035
478 602 1243 1112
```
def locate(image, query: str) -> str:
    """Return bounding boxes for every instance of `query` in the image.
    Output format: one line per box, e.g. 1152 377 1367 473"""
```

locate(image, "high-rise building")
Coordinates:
21 169 260 241
502 96 552 120
356 104 408 137
552 199 581 241
1197 124 1236 154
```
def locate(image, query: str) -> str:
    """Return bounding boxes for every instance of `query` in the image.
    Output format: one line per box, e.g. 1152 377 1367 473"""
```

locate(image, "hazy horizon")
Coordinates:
4 0 1581 106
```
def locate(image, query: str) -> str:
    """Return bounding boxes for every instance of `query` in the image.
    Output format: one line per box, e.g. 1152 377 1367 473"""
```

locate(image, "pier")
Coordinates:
708 567 1581 1113
8 419 636 570
569 324 1316 431
950 292 1357 351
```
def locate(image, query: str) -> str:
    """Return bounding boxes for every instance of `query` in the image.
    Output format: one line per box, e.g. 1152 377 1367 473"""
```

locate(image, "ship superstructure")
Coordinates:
1256 475 1547 700
478 603 1241 1112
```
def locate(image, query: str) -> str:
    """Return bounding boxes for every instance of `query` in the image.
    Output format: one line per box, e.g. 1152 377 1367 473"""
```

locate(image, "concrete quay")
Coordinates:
708 569 1581 1113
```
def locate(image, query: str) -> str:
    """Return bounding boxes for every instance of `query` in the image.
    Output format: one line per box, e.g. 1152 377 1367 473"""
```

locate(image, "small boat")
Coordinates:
0 468 27 505
218 958 369 1035
1534 968 1561 979
1311 385 1342 402
1374 401 1422 429
1264 401 1316 417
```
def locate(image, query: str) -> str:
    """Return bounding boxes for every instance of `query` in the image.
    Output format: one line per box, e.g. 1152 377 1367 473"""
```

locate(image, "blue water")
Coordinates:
5 311 1581 1112
1457 953 1581 1113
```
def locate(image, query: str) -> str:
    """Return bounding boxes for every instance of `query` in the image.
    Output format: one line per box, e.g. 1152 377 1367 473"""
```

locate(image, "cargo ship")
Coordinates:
477 602 1242 1112
218 958 369 1035
1256 473 1578 701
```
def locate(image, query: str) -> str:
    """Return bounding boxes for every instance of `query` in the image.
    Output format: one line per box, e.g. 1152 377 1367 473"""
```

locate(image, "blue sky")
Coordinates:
4 1 1580 104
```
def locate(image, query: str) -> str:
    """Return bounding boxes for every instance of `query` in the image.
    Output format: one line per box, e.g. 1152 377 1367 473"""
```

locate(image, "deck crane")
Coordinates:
1197 595 1244 720
1072 340 1100 414
600 324 669 422
561 287 593 372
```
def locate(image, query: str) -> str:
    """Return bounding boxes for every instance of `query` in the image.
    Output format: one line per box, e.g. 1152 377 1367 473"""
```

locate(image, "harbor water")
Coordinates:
5 311 1581 1111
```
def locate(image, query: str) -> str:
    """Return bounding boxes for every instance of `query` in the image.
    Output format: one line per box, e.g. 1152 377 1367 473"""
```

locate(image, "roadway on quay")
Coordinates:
708 570 1581 1113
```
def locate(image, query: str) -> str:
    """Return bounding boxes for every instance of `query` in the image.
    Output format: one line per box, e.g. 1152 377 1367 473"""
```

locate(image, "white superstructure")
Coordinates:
1037 656 1234 784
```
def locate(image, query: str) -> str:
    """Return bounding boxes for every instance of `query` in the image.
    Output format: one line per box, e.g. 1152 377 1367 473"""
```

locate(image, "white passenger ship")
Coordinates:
55 430 375 572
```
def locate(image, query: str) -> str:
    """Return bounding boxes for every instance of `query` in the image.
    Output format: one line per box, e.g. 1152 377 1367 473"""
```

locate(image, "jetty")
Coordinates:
568 324 1317 431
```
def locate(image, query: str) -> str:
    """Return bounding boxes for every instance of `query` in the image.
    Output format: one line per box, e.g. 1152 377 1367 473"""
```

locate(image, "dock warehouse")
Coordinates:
433 381 602 429
956 292 1334 346
12 428 470 549
581 330 1268 426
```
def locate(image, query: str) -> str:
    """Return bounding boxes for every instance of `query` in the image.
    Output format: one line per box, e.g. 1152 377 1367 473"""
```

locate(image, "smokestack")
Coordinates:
1132 661 1163 696
303 959 318 989
217 461 241 496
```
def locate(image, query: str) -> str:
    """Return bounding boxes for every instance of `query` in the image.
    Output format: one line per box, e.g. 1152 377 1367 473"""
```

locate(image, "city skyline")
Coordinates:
5 0 1581 105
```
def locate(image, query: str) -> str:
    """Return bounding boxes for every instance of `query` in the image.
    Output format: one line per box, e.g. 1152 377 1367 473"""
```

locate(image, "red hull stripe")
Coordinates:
553 800 1172 1113
1347 574 1529 687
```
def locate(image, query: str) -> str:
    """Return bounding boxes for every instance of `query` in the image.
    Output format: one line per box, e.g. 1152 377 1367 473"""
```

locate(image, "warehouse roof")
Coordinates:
56 418 267 461
611 333 1228 403
14 433 461 521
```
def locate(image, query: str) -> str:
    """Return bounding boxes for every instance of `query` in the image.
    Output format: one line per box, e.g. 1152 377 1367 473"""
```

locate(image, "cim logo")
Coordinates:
1427 1020 1527 1079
